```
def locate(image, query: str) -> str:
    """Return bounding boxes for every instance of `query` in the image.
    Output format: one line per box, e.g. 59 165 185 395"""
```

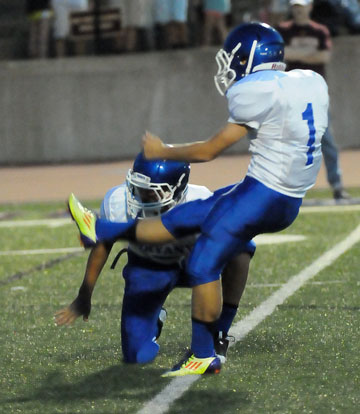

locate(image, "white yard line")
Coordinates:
0 247 83 256
300 204 360 214
0 218 71 228
247 280 343 288
137 224 360 414
0 202 358 230
0 235 304 257
254 234 306 244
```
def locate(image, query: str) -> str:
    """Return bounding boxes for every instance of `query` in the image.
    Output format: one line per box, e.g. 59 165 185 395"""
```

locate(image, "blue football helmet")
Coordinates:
214 22 286 95
126 152 190 219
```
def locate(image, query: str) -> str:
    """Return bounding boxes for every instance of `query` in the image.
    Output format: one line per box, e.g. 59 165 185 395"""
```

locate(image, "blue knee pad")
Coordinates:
123 339 160 364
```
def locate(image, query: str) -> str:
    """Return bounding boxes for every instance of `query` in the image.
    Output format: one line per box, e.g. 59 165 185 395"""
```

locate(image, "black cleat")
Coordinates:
214 331 235 363
333 188 351 200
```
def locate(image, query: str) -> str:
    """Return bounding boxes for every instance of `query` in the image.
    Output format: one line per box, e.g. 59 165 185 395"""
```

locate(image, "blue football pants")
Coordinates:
162 176 302 286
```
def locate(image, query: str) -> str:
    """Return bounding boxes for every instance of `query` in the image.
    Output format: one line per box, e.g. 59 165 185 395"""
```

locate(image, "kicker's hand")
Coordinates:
55 295 91 326
142 131 165 159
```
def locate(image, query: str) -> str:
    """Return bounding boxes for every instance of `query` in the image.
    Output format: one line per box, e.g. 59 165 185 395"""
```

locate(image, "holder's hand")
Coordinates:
55 295 91 326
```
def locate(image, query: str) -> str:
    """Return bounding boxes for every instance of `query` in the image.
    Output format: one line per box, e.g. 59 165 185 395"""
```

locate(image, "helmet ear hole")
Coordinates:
240 58 247 65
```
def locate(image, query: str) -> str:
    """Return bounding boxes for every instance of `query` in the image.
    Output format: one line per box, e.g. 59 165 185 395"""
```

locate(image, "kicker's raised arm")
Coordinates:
142 123 249 163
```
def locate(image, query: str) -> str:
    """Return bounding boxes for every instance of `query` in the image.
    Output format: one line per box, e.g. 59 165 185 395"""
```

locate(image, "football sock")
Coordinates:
191 318 217 358
95 218 137 242
217 303 238 335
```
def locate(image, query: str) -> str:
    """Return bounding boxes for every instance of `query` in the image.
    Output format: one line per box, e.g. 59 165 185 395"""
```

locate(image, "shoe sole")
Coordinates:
162 355 221 377
67 202 95 248
162 367 221 377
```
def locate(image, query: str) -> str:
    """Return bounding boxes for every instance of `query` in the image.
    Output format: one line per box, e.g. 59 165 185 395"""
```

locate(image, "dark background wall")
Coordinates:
1 37 359 165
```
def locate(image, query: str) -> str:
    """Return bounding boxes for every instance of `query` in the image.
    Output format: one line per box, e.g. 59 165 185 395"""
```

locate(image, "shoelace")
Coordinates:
227 335 235 343
173 350 193 370
217 332 235 343
181 355 194 368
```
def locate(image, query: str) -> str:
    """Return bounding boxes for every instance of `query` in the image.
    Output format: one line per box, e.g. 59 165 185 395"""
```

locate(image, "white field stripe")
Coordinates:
0 247 83 256
229 223 360 342
137 224 360 414
254 234 306 244
0 218 71 228
0 235 305 257
0 203 358 230
300 204 360 214
247 280 343 288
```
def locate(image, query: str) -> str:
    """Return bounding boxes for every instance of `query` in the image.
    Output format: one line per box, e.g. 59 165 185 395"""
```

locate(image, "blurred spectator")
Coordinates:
258 0 273 24
188 0 204 47
51 0 89 57
277 0 350 200
154 0 189 49
202 0 231 46
121 0 155 52
26 0 53 58
268 0 289 25
105 0 126 51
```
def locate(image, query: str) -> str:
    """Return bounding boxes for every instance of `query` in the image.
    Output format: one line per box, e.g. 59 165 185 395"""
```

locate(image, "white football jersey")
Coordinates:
227 69 329 197
100 183 212 265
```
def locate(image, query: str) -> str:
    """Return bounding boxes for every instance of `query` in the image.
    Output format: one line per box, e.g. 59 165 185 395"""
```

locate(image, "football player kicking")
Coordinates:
67 22 329 376
56 152 254 366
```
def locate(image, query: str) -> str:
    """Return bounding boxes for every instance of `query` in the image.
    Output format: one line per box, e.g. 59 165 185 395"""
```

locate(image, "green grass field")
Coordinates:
1 189 360 414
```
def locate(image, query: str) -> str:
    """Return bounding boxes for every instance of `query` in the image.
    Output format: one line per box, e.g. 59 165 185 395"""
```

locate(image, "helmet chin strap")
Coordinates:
176 173 186 188
231 42 242 58
245 40 258 75
174 173 187 201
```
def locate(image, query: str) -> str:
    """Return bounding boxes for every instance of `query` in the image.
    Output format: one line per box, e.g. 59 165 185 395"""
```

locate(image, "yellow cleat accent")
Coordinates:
162 352 221 377
68 193 97 248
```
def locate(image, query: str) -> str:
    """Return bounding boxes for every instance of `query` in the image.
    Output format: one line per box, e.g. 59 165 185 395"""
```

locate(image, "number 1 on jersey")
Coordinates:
302 103 316 166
